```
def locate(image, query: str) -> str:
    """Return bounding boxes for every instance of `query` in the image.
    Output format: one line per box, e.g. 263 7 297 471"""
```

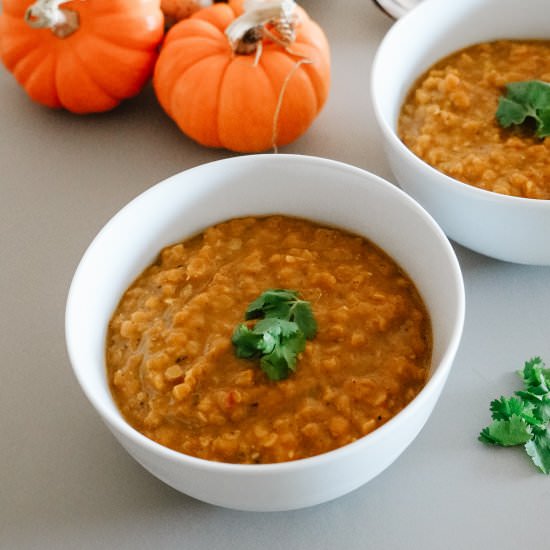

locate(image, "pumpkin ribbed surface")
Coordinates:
0 0 164 113
153 3 330 152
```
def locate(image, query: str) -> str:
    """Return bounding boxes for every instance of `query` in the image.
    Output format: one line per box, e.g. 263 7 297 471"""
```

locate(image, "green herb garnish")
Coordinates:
232 289 317 381
496 80 550 138
479 357 550 474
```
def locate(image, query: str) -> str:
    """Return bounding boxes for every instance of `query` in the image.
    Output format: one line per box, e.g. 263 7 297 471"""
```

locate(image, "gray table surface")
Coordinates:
2 1 550 548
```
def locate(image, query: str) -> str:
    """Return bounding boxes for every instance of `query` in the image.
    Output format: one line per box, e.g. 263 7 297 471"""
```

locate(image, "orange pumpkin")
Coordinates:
153 0 330 152
0 0 164 113
161 0 245 28
161 0 207 28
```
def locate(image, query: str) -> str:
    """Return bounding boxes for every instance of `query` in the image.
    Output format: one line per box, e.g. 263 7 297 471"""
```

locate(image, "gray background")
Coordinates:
2 1 549 548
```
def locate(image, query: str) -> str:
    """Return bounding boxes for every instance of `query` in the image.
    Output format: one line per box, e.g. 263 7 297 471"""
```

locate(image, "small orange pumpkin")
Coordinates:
161 0 207 28
153 0 330 152
0 0 164 113
161 0 245 28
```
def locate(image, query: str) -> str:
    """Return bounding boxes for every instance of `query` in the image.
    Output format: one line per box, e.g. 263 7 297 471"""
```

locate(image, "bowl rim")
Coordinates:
370 0 550 207
65 153 465 474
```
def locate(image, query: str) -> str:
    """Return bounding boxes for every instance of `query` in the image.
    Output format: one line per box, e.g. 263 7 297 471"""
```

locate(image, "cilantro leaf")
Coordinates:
518 356 550 395
496 97 530 126
253 317 299 338
489 396 526 421
525 428 550 474
533 397 550 424
233 289 317 381
496 80 550 138
259 330 305 380
489 396 541 427
478 416 532 446
479 356 550 474
280 330 306 367
245 289 298 320
255 318 300 356
539 109 550 138
231 324 263 358
261 347 292 381
290 300 317 339
245 289 317 337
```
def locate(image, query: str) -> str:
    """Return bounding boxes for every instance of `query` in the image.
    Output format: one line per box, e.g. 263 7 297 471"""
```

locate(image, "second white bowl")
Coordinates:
371 0 550 265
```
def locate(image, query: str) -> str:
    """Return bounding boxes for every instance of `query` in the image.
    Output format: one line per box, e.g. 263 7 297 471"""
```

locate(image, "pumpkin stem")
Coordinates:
225 0 299 56
25 0 80 38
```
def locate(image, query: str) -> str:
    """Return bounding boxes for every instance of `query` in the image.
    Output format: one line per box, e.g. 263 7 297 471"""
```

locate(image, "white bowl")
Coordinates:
66 154 464 511
372 0 424 20
371 0 550 265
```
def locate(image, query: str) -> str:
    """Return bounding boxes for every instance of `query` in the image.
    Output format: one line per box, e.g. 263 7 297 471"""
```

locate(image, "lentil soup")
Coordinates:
106 216 431 464
399 40 550 199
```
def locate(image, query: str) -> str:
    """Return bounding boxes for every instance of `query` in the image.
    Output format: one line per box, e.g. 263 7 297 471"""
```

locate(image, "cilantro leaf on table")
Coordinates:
525 428 550 475
232 289 316 381
517 356 550 394
488 396 540 427
532 397 550 425
479 357 550 473
489 396 527 420
479 415 532 446
496 80 550 138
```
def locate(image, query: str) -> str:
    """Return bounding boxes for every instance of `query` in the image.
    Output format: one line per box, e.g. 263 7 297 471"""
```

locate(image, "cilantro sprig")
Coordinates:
479 357 550 474
496 80 550 138
232 289 317 381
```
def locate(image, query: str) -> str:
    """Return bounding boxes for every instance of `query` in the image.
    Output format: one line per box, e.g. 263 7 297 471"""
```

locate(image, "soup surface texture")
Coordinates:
106 216 431 464
399 40 550 199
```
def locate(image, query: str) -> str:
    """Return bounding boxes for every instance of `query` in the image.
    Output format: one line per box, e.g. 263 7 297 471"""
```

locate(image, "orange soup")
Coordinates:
399 40 550 199
106 216 431 464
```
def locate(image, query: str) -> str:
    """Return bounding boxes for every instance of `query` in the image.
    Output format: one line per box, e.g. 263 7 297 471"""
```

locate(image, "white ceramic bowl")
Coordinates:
371 0 550 265
372 0 423 20
66 154 464 511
